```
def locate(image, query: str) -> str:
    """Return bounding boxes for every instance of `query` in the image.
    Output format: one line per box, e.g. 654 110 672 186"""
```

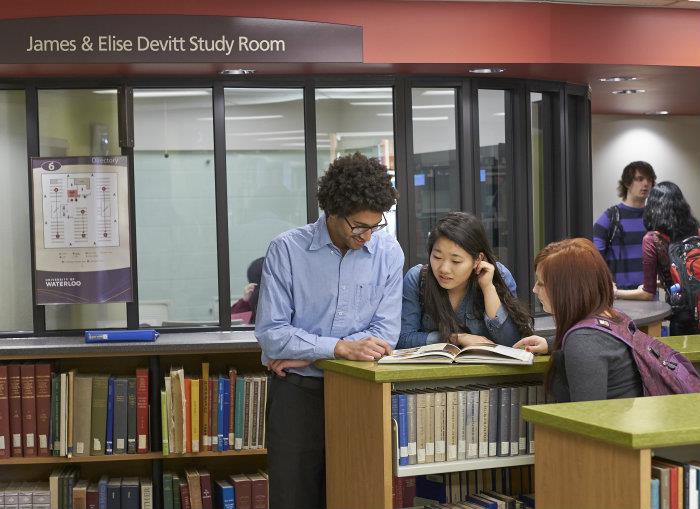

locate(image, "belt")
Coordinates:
278 372 324 391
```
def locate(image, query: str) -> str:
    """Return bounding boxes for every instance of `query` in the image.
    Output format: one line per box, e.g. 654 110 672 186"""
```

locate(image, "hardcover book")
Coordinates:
378 343 534 365
35 363 52 456
20 364 37 457
0 365 9 457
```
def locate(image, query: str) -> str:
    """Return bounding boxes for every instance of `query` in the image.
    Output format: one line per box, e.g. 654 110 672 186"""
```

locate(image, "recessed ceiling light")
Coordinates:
469 67 505 74
645 110 669 115
599 76 639 82
220 69 255 75
611 89 646 94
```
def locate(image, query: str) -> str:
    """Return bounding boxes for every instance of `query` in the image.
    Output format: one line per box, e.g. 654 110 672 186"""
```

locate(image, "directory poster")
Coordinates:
31 156 133 304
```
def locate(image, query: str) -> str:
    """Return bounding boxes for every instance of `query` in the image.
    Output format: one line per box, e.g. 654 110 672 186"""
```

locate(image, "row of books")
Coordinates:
394 465 535 508
163 470 267 509
36 468 268 509
160 366 268 455
651 457 700 509
392 384 547 465
0 364 149 458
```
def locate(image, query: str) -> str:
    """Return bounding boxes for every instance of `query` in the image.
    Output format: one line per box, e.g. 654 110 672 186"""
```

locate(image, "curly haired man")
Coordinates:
255 153 404 509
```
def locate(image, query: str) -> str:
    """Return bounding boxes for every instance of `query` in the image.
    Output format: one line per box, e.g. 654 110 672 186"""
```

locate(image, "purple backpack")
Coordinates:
564 314 700 396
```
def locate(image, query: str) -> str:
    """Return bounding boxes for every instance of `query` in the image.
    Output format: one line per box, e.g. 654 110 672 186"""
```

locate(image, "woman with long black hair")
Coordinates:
398 212 532 348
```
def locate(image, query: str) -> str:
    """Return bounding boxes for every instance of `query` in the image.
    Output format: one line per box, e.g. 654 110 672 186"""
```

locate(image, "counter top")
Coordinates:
534 299 671 336
318 335 700 383
0 330 260 359
522 392 700 449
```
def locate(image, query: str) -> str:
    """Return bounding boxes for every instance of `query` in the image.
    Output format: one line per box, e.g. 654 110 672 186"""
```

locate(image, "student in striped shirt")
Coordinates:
592 161 656 300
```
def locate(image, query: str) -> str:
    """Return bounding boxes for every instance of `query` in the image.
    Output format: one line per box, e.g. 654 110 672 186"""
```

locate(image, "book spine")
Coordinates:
35 363 52 456
217 377 225 452
105 377 114 455
445 390 457 462
201 363 209 451
160 390 169 456
90 375 109 456
527 385 537 454
416 392 426 464
425 392 435 463
251 377 260 449
199 471 213 509
456 390 467 461
178 482 191 509
113 378 128 454
397 393 408 466
497 386 510 457
185 378 192 454
190 378 200 453
126 377 137 454
518 385 528 455
471 389 483 460
140 480 153 509
488 387 498 457
209 378 217 450
171 474 181 509
59 372 67 457
228 369 236 450
20 363 37 457
234 378 245 451
435 391 446 462
0 365 9 458
242 377 250 450
51 373 60 456
67 370 75 457
8 364 22 456
162 473 173 509
406 392 417 464
135 369 149 453
73 375 92 456
258 376 267 449
222 377 230 451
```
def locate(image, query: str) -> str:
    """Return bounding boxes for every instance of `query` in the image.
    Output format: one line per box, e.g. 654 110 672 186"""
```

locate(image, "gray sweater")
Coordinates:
550 328 643 403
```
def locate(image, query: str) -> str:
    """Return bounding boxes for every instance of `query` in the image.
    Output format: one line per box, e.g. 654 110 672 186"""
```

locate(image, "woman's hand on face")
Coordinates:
474 259 496 290
513 335 549 354
449 333 495 347
242 282 257 302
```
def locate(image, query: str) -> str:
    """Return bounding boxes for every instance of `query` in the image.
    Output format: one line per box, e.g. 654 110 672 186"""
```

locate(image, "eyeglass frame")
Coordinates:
343 213 388 236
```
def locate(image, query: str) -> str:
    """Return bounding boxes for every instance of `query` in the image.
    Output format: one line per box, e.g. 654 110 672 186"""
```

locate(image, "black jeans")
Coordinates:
266 373 326 509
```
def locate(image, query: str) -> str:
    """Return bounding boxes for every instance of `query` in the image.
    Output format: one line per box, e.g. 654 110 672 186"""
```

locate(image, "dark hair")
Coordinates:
317 152 398 217
643 181 700 242
535 238 617 389
247 257 265 323
422 212 533 341
617 161 656 199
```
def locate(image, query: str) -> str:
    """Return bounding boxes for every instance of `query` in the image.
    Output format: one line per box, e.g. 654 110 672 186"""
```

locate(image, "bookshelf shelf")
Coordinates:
395 454 534 478
0 448 268 465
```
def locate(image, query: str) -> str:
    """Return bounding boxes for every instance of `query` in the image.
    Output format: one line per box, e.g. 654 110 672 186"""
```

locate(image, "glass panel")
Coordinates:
38 89 125 330
225 88 306 327
0 91 32 332
478 89 511 265
315 87 397 237
530 92 544 313
411 87 459 264
133 88 217 327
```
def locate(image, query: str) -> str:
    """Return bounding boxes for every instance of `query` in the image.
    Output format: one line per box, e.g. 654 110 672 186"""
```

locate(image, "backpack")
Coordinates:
563 314 700 396
668 234 700 329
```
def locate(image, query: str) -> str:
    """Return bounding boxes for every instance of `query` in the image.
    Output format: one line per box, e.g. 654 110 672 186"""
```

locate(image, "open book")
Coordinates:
378 342 534 365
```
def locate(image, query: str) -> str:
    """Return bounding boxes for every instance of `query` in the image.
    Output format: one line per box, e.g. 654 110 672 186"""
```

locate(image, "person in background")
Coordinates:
592 161 656 299
640 181 700 334
230 257 264 324
255 153 404 509
398 211 532 349
513 238 643 402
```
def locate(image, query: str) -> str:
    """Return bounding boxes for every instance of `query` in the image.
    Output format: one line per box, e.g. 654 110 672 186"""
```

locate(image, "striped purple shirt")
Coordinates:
592 202 646 289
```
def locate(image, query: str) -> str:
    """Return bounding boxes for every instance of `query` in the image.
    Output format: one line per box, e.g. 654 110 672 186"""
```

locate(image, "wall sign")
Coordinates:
0 15 363 63
32 156 133 305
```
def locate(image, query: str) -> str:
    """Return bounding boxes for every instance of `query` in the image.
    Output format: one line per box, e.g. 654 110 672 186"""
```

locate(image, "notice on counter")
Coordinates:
31 156 133 305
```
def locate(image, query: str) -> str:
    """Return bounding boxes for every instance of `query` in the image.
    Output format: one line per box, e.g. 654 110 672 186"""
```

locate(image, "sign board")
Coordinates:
0 15 363 63
31 156 133 305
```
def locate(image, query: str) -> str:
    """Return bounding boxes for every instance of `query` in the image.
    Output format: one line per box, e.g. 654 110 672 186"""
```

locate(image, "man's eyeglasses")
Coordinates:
344 214 388 235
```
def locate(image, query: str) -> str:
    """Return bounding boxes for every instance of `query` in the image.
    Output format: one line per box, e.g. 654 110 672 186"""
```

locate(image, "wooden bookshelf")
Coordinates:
318 335 700 509
523 391 700 509
0 330 266 508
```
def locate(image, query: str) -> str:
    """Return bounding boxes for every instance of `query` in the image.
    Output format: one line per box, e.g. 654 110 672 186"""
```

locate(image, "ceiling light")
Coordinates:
197 115 284 121
611 89 646 94
93 90 211 98
220 69 255 75
376 113 394 117
468 67 505 74
350 101 393 106
412 104 455 110
599 76 639 82
412 116 449 121
493 112 506 117
420 90 455 96
646 110 669 115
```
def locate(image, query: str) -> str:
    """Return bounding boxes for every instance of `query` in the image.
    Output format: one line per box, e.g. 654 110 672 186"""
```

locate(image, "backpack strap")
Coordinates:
562 314 636 350
606 205 621 247
651 231 675 290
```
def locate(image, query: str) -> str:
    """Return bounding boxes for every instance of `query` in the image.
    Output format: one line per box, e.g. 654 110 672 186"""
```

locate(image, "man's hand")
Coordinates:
266 359 312 377
334 337 392 361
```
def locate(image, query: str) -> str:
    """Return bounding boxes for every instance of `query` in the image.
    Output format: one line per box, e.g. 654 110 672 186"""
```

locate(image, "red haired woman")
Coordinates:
514 238 643 402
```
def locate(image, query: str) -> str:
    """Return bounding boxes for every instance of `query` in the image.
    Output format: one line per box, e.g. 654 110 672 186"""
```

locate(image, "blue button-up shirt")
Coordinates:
398 262 520 348
255 214 405 377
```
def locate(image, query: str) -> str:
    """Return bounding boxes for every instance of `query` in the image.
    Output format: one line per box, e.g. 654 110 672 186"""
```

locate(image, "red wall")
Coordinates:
2 0 700 67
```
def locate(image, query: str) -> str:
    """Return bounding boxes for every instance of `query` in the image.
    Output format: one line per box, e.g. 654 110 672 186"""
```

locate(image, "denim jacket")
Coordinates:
398 262 520 348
